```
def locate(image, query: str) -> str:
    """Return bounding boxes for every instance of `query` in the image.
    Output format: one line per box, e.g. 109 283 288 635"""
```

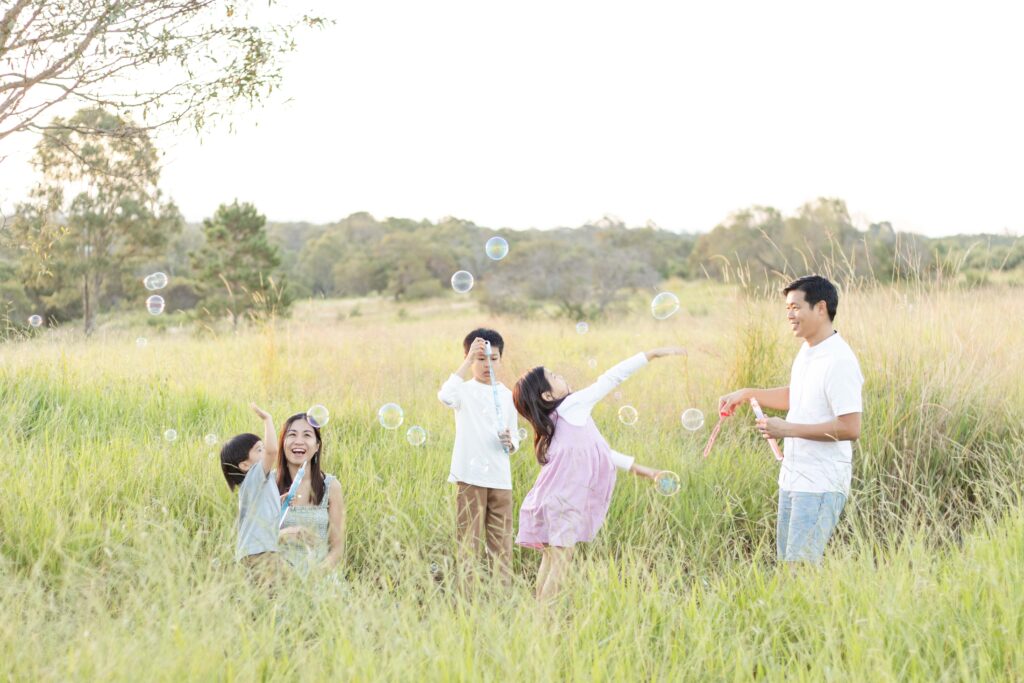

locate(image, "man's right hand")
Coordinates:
718 389 750 417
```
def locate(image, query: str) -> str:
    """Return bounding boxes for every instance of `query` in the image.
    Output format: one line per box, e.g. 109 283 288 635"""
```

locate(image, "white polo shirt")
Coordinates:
779 332 863 496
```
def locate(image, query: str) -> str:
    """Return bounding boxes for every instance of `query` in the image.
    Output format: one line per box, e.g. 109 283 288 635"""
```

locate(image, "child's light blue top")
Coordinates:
235 461 281 561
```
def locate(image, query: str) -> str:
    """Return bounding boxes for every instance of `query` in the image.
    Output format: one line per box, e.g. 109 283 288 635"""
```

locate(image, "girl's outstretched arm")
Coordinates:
564 347 688 419
250 403 277 474
609 450 657 480
644 346 688 361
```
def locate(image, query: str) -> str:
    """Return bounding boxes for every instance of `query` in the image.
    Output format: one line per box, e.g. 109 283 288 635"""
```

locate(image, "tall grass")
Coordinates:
1 283 1021 681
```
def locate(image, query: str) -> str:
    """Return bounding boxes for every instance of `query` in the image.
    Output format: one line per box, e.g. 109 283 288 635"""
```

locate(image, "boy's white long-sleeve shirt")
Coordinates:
555 352 648 470
438 375 520 489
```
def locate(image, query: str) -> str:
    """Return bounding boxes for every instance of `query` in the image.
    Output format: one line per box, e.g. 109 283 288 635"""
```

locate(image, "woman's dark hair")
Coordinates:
276 412 326 505
783 274 839 321
220 433 261 491
513 366 566 465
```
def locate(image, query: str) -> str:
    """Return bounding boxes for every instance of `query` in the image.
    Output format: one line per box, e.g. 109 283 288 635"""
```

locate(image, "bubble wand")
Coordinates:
279 459 307 528
483 340 511 456
749 397 784 461
701 411 730 459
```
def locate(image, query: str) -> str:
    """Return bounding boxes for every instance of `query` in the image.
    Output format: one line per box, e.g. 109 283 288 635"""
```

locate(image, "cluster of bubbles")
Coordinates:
378 403 404 430
618 405 639 426
307 404 330 429
651 292 681 320
143 272 168 315
449 235 510 294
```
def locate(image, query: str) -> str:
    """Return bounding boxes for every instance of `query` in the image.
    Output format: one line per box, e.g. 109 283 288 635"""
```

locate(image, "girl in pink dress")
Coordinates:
512 347 686 601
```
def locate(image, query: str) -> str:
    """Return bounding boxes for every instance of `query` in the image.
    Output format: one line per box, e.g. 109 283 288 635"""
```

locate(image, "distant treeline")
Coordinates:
3 196 1023 332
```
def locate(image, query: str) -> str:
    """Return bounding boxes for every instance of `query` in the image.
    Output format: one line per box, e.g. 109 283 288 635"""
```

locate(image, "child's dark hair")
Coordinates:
782 275 839 321
220 433 261 491
463 328 504 356
513 366 566 465
277 412 327 506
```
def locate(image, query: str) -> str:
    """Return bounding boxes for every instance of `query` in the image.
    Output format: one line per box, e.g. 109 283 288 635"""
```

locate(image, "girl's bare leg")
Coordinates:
535 550 552 601
538 546 574 603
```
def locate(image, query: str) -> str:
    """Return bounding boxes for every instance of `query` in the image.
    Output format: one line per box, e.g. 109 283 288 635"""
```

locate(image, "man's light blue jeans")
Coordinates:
777 490 846 563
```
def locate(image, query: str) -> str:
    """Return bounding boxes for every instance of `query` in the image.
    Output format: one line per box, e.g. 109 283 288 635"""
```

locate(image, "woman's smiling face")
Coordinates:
283 417 319 467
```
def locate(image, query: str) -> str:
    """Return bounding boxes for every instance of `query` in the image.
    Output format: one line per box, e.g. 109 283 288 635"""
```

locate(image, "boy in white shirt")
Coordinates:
720 275 863 564
438 328 520 591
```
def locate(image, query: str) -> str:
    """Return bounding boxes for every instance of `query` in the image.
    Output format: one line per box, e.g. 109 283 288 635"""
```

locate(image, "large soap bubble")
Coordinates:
485 236 509 261
146 295 165 315
651 292 680 320
451 270 474 294
378 403 404 430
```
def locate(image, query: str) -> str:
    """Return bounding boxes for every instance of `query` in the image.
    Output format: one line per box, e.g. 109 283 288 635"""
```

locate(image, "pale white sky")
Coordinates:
2 0 1023 236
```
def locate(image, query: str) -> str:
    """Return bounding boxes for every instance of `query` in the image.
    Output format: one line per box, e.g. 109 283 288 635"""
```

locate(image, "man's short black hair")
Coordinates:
782 275 839 321
463 328 504 356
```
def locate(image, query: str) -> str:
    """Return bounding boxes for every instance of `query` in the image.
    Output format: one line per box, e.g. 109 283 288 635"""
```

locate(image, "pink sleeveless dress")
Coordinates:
516 413 620 548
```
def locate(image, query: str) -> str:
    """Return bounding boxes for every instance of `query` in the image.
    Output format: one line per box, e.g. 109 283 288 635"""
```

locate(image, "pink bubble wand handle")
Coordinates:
749 398 783 461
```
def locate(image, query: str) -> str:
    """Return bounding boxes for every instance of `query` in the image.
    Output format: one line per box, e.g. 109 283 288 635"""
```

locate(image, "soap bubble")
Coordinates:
470 457 491 474
517 427 528 442
306 404 330 429
451 270 474 294
618 405 638 426
204 434 219 446
681 408 705 431
145 295 165 315
378 403 404 430
654 471 681 496
406 425 427 446
163 429 177 442
575 321 589 335
587 358 598 369
28 315 43 327
135 337 148 347
144 272 169 291
651 292 680 320
485 236 509 261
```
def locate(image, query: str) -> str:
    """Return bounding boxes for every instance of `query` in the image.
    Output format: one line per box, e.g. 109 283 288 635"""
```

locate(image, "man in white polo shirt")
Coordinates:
720 275 863 564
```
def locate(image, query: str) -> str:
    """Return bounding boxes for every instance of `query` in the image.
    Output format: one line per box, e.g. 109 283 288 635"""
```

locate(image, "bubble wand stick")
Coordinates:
701 411 730 459
279 459 307 528
749 397 784 461
483 340 511 456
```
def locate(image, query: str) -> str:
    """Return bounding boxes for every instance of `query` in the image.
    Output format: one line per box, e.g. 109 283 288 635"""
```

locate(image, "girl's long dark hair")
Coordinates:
513 366 566 465
276 412 326 506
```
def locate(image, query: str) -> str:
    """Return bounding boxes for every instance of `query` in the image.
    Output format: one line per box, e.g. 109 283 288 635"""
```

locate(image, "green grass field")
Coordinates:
2 282 1022 681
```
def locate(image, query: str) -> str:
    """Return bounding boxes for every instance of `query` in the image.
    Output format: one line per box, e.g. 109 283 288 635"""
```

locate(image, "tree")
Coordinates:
0 1 327 141
191 200 290 327
7 106 181 333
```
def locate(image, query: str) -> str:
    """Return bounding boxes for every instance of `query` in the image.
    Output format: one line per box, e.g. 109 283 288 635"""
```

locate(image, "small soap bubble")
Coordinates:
451 270 474 294
28 314 43 328
651 292 681 320
135 337 148 347
204 434 219 446
587 358 598 369
618 405 639 426
306 404 330 429
406 425 427 446
517 427 528 442
485 236 509 261
163 429 177 442
575 321 589 335
378 403 404 430
681 408 705 431
144 272 169 291
145 295 165 315
654 471 681 496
